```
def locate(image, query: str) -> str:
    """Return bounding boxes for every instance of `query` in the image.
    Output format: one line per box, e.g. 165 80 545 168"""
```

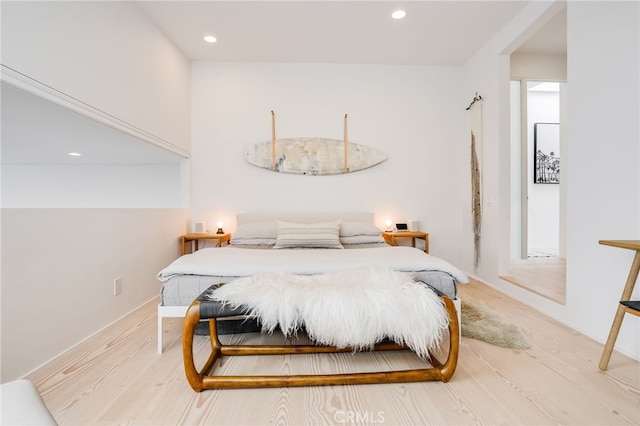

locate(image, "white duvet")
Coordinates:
157 246 469 284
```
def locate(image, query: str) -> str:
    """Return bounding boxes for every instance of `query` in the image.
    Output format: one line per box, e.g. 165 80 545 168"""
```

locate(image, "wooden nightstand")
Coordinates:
382 231 429 253
181 233 231 255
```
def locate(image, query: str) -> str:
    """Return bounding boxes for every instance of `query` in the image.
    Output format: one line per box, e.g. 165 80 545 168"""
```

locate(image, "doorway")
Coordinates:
503 79 566 304
527 81 562 258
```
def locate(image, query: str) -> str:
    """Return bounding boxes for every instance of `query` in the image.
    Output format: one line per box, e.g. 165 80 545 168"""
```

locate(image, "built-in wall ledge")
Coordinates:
1 64 190 159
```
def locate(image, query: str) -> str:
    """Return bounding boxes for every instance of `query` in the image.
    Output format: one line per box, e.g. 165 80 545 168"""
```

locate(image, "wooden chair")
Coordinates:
598 240 640 370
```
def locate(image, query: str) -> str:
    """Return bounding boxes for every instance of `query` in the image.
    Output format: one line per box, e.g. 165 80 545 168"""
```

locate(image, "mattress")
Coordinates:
158 245 467 306
161 270 459 306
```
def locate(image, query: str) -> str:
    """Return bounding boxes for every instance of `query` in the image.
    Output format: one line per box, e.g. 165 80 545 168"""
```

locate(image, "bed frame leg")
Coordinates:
157 305 163 354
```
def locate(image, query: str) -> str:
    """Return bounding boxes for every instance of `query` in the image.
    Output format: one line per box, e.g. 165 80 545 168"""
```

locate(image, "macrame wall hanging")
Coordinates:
466 93 483 269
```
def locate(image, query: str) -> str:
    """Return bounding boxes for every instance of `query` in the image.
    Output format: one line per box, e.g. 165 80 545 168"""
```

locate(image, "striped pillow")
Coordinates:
274 220 343 249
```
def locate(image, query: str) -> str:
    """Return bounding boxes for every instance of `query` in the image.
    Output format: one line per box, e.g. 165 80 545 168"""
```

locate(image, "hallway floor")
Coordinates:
500 257 566 304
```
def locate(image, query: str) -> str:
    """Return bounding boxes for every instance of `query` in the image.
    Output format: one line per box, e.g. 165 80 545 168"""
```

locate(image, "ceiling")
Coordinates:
2 1 566 166
137 1 539 66
515 6 566 55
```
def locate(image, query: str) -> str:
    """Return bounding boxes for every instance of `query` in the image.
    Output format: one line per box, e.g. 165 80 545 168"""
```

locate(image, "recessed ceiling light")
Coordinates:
391 10 407 20
68 152 82 157
204 35 217 43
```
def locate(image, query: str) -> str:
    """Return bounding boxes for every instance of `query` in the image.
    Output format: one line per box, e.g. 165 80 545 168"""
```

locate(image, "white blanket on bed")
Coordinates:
209 268 450 359
156 246 469 283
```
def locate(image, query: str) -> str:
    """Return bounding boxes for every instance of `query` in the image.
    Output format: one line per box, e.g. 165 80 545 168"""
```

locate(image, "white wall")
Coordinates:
191 62 468 263
3 164 186 208
511 53 567 81
1 208 189 381
564 0 639 358
1 1 191 155
463 1 640 361
509 81 523 259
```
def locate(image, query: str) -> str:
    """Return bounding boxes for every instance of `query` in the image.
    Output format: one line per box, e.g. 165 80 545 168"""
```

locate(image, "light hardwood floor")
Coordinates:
501 257 566 304
27 280 638 425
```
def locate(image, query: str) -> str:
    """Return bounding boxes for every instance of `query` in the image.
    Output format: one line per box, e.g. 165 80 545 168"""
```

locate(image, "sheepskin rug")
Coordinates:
208 268 449 359
461 298 531 349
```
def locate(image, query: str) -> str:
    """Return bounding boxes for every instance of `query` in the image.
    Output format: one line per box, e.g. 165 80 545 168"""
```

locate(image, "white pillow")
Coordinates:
340 235 385 245
230 238 276 246
233 221 277 240
340 221 382 237
274 220 344 249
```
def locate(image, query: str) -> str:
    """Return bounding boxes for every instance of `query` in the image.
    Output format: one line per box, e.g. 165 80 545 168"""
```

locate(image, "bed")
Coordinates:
156 212 469 354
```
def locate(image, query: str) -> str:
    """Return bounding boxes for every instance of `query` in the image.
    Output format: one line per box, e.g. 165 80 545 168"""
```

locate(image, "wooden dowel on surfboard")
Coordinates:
343 113 348 173
271 110 276 171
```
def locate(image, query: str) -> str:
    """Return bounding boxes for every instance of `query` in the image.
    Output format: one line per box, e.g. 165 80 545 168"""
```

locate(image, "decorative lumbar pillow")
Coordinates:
340 221 382 237
274 220 343 249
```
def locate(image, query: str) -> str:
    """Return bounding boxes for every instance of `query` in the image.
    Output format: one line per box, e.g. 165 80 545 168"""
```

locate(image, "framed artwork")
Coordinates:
534 122 560 184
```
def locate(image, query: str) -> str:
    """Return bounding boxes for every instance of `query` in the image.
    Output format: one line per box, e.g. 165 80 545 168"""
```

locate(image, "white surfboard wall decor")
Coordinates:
244 138 387 175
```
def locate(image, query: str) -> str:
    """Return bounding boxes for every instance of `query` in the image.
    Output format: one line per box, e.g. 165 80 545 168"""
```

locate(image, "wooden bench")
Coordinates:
182 285 459 391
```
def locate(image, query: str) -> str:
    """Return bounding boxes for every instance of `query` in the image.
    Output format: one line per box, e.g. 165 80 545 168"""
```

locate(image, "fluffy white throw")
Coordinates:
208 268 449 359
